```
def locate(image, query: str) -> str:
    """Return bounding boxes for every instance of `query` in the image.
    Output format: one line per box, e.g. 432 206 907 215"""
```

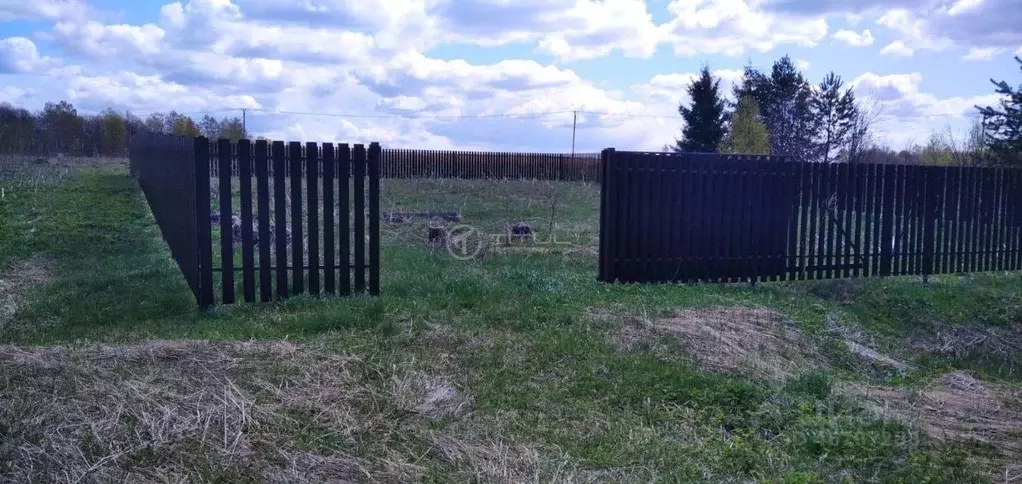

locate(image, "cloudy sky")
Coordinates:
0 0 1019 153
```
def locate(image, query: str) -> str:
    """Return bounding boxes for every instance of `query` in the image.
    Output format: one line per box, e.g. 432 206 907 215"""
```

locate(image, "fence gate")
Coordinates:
131 134 381 310
599 149 794 284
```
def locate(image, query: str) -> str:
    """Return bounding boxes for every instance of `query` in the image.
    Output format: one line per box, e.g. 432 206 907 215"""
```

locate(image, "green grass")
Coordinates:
1 165 1020 482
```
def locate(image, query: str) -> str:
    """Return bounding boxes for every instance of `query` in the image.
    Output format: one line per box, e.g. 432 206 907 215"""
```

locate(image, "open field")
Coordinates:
2 162 1022 482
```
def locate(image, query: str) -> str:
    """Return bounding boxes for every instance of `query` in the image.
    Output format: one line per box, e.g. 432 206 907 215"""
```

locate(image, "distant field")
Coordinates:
1 164 1020 482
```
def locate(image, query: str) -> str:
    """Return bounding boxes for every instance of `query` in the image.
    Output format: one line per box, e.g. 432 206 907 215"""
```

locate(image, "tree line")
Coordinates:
0 101 248 157
674 55 1022 167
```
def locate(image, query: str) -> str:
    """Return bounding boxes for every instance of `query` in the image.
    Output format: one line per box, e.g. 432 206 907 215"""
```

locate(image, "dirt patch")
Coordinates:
0 256 53 330
0 339 533 483
614 307 820 379
840 372 1022 453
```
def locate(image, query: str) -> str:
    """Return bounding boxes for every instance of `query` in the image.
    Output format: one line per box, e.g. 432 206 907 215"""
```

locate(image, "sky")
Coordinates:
0 0 1019 153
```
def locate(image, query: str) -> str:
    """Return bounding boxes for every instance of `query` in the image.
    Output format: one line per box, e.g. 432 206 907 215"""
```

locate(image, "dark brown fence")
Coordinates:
130 134 381 309
599 149 1022 284
129 132 203 300
209 146 601 182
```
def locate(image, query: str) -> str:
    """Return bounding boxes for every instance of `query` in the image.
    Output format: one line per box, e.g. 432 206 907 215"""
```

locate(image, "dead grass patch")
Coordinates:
826 314 914 372
841 372 1022 453
0 339 567 483
612 307 820 380
911 324 1022 371
0 256 53 330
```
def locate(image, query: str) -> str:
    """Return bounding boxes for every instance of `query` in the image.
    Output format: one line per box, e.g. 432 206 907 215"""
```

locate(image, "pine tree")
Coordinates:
734 56 817 160
674 66 728 153
977 56 1022 166
718 95 770 155
812 72 858 163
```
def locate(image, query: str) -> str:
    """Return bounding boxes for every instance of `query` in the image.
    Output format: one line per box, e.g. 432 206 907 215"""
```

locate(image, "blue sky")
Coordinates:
1 0 1020 152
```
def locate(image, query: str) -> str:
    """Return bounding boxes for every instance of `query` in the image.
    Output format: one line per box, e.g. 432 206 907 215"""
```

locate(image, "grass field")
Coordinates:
2 161 1021 482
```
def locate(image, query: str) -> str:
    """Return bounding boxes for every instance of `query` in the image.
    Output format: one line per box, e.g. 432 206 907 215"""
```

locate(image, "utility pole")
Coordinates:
242 108 247 135
571 110 577 159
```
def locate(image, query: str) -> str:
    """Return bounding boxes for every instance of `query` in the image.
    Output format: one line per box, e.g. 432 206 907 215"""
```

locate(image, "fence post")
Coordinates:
194 137 215 310
218 139 235 304
922 166 941 283
353 144 367 293
879 164 895 277
598 148 615 282
368 142 381 296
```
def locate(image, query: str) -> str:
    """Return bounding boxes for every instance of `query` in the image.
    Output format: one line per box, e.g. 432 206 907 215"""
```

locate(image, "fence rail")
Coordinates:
208 145 602 182
130 135 381 309
599 150 1022 284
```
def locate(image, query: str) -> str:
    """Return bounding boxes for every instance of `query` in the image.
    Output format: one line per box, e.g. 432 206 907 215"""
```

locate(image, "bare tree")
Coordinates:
940 124 975 166
844 94 883 164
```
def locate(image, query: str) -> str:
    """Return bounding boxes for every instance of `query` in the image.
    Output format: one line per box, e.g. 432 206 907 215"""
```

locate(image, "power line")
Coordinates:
243 107 579 120
213 106 987 123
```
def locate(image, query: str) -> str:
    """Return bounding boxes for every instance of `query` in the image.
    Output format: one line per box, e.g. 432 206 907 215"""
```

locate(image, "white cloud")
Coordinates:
0 0 89 21
426 0 665 61
876 1 1022 53
945 0 983 16
877 9 954 55
0 85 36 105
635 73 698 102
851 71 1001 146
52 21 166 59
963 47 1003 61
633 68 743 104
354 52 582 105
833 28 874 46
851 71 1001 122
533 0 662 60
66 71 261 114
795 59 810 70
1015 46 1022 56
0 37 62 74
765 0 1021 51
153 2 382 63
879 40 914 56
663 0 828 57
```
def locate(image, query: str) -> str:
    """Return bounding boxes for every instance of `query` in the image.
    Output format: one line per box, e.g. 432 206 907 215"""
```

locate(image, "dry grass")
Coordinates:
1 155 119 187
0 256 53 331
840 371 1022 453
0 339 574 483
612 307 821 380
825 313 915 372
911 324 1022 372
